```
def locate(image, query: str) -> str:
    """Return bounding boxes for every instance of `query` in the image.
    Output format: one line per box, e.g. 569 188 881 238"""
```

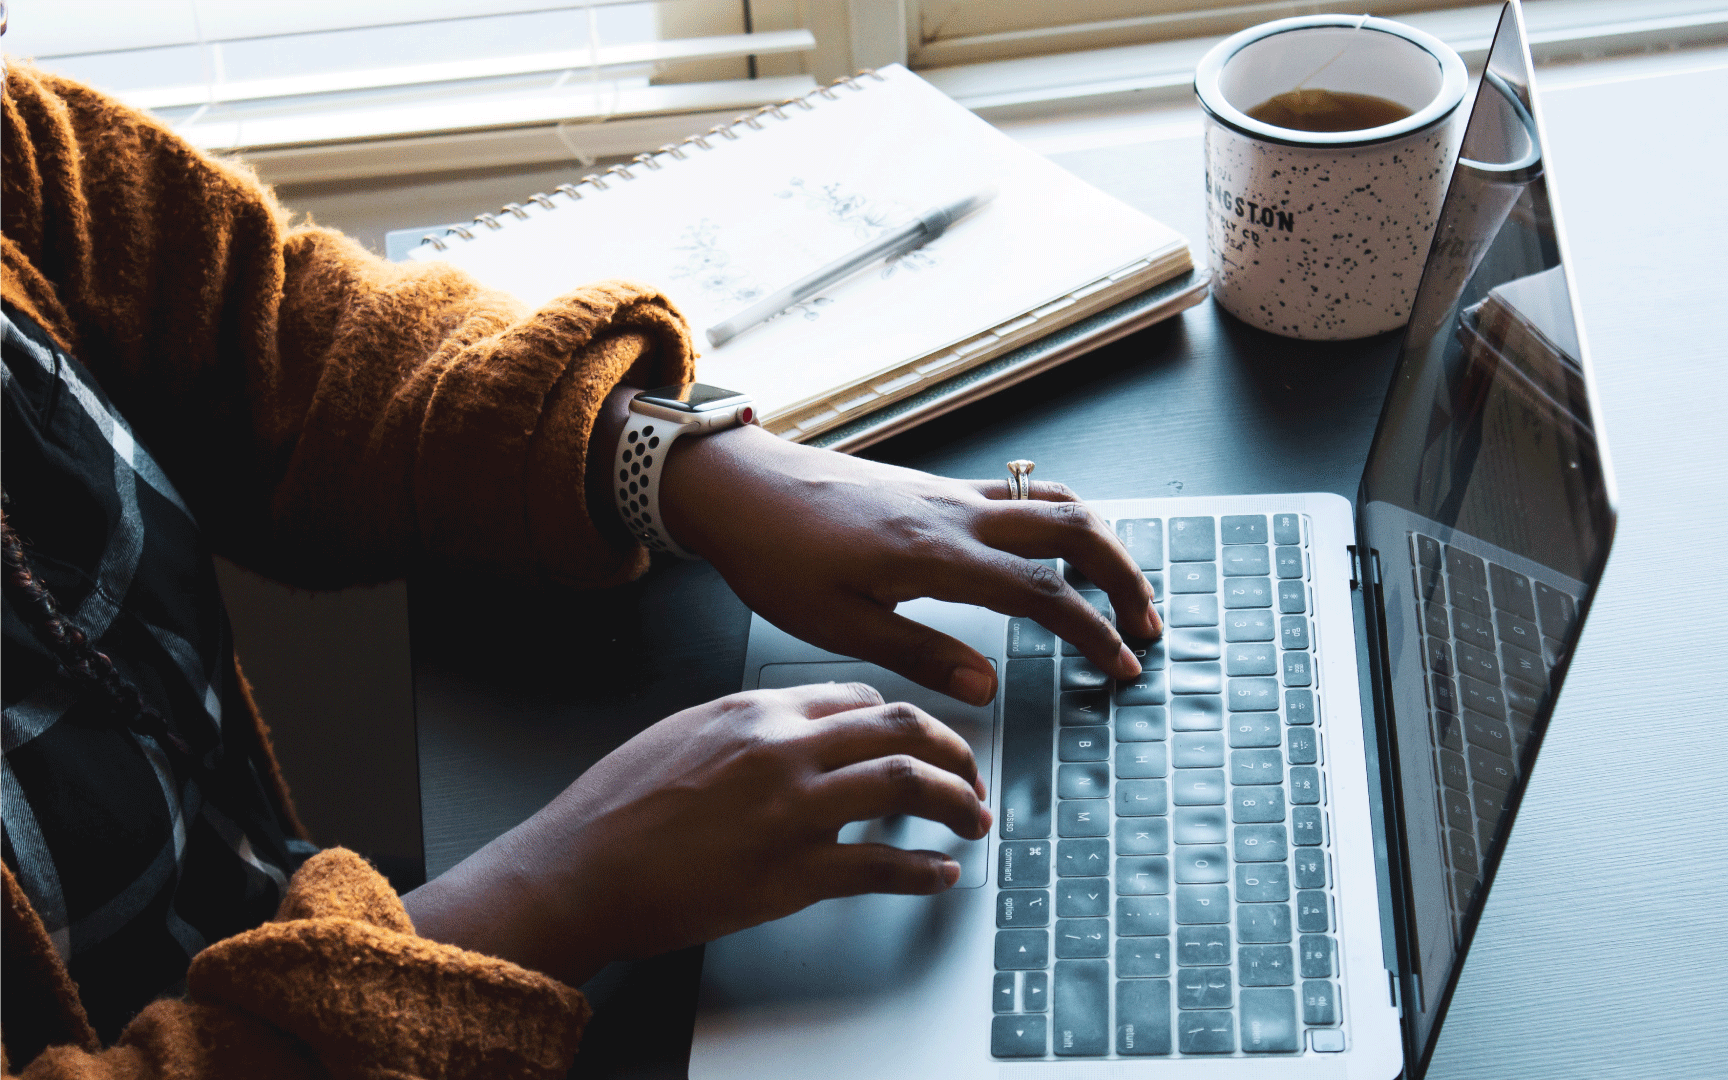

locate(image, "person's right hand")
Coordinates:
401 681 989 988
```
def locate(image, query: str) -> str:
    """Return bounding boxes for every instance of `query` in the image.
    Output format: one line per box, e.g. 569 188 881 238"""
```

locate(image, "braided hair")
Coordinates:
2 488 199 759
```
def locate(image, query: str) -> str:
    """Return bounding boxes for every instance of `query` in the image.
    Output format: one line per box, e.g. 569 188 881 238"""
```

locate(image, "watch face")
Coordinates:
637 383 748 413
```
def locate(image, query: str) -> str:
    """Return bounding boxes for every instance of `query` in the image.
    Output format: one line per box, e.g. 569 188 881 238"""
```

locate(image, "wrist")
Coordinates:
586 383 639 549
658 422 782 558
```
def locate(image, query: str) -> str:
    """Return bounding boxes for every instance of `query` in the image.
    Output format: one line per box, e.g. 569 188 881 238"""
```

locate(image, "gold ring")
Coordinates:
1007 459 1035 500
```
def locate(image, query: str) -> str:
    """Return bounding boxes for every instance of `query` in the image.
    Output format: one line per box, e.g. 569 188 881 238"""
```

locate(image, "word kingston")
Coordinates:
1207 178 1296 232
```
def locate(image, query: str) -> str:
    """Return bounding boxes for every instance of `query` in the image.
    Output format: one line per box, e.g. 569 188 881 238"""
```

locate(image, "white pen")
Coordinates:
705 187 997 348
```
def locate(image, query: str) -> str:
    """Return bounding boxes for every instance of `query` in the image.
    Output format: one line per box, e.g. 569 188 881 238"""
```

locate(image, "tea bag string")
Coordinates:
1292 12 1372 95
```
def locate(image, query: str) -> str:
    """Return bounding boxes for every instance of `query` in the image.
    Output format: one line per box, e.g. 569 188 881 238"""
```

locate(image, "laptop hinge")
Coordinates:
1348 545 1381 588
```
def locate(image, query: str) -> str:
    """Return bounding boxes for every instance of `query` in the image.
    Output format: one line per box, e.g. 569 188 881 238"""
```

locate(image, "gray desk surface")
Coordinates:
412 61 1728 1079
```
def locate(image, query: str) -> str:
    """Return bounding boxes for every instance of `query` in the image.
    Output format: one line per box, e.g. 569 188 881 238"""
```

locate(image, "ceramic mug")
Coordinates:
1196 15 1468 340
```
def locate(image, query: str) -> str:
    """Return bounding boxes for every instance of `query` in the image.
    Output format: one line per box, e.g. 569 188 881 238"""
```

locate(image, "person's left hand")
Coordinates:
658 423 1160 706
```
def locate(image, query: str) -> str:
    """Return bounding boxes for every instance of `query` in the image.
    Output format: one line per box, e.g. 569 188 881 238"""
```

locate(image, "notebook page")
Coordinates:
413 65 1185 418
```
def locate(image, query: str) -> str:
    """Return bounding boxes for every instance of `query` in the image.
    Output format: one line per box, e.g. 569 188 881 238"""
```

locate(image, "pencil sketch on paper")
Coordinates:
776 178 939 280
669 219 764 307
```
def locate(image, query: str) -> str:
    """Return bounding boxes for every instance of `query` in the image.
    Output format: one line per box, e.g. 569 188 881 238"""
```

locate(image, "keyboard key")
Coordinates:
1454 639 1499 684
1077 590 1112 623
1115 742 1167 779
1449 829 1480 876
1446 546 1486 583
1177 966 1233 1009
1275 546 1305 579
1167 628 1221 661
1117 519 1164 570
1286 726 1317 765
1053 960 1110 1056
1450 608 1495 652
1489 563 1536 621
1239 902 1292 943
1274 514 1302 546
1115 668 1167 706
1292 805 1325 846
1497 611 1541 653
1061 657 1110 691
1238 945 1295 986
992 1015 1047 1058
1116 937 1172 978
1178 1011 1236 1054
1171 770 1225 805
1289 766 1321 804
1174 846 1228 884
1229 677 1280 712
1280 618 1311 653
1285 689 1316 725
1115 706 1166 742
1168 517 1216 562
1296 891 1330 932
1459 675 1505 719
1116 779 1170 816
1117 896 1171 936
1420 566 1446 604
998 889 1050 927
1444 788 1475 832
1222 546 1270 577
1230 711 1282 748
1007 618 1057 657
1468 744 1515 790
1300 934 1335 977
1000 841 1051 888
1001 660 1055 839
1302 980 1339 1025
1277 579 1306 613
1055 918 1109 959
1425 601 1451 639
1222 515 1269 545
1462 711 1511 755
1024 970 1049 1011
1059 727 1109 762
1234 824 1288 862
1413 533 1441 569
1241 988 1300 1051
1058 801 1109 837
995 929 1049 969
1175 885 1230 924
1171 697 1223 731
1281 651 1313 687
1170 662 1223 695
1116 978 1173 1055
1115 856 1170 895
1504 680 1544 717
1169 563 1218 594
1058 839 1110 878
1226 642 1278 676
1453 869 1482 911
1116 817 1169 855
1176 925 1232 968
1425 637 1453 676
1064 561 1095 590
1171 728 1224 768
1535 581 1576 638
1448 576 1492 618
1294 852 1326 889
1059 690 1109 727
1224 577 1274 608
1432 673 1459 715
1542 635 1566 669
1058 763 1108 799
1231 749 1284 786
994 972 1017 1012
1433 709 1463 752
1172 806 1227 844
1057 879 1109 918
1439 749 1470 791
1169 595 1220 627
1232 784 1286 823
1126 630 1165 668
1225 609 1276 642
1236 862 1290 902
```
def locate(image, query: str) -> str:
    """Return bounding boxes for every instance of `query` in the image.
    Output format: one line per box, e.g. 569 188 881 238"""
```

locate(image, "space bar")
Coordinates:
999 658 1054 840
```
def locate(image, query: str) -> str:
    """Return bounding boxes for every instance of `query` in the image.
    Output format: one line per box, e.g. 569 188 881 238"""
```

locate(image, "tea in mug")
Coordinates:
1247 88 1413 132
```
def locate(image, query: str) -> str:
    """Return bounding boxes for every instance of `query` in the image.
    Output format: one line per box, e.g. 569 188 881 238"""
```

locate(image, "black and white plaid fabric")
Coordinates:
2 307 314 1041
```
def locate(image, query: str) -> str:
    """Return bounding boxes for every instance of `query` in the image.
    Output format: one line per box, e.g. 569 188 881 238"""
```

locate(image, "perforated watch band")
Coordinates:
614 410 699 559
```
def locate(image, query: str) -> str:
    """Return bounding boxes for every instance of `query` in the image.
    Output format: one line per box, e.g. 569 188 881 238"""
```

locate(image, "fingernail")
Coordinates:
978 804 994 836
950 666 994 706
974 774 988 799
1117 643 1140 678
940 859 962 887
1147 599 1164 635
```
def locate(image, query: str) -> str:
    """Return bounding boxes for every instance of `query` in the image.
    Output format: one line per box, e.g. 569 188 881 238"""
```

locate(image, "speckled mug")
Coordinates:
1196 16 1468 340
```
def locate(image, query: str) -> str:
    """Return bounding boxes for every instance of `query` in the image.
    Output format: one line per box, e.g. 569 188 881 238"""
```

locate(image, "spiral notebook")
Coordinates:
407 64 1201 447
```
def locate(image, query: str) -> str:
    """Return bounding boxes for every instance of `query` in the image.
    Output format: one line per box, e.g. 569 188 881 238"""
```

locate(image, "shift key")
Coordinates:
1000 659 1054 839
1054 960 1109 1056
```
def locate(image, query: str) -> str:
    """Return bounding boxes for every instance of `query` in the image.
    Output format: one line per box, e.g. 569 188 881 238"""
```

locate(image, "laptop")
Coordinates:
691 4 1616 1077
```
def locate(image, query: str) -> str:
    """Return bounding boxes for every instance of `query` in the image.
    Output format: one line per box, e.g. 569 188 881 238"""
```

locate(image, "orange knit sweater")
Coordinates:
1 61 696 1077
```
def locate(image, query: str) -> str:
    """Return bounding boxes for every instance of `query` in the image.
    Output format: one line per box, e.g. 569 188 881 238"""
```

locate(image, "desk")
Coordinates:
412 59 1728 1079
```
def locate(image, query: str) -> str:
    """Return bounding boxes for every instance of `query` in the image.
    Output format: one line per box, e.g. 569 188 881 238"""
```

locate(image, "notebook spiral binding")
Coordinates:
416 68 886 252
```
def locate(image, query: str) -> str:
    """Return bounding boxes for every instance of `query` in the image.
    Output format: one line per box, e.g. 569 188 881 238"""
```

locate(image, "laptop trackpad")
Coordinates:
757 661 994 888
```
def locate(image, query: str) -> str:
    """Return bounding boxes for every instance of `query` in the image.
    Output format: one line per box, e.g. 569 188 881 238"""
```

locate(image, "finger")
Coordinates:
752 680 885 720
970 478 1083 503
803 842 961 899
809 753 990 840
975 499 1160 640
801 700 983 797
791 594 999 707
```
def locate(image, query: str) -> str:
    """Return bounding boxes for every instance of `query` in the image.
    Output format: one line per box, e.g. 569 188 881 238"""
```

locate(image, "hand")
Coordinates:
659 423 1161 706
402 682 989 987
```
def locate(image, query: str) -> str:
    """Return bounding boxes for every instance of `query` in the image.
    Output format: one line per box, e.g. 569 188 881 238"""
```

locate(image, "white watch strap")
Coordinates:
614 410 699 559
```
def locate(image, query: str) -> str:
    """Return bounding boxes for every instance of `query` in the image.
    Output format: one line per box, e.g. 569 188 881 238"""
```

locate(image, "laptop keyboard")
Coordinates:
991 513 1345 1058
1410 533 1568 936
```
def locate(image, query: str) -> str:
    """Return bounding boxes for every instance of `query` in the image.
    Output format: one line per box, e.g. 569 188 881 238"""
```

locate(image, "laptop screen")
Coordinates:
1355 0 1615 1066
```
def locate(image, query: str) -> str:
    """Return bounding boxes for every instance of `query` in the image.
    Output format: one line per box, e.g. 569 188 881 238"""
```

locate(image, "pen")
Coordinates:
705 187 997 348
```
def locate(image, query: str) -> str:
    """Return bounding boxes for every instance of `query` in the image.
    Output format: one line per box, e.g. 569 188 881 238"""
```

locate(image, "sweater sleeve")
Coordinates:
0 62 695 591
9 850 589 1080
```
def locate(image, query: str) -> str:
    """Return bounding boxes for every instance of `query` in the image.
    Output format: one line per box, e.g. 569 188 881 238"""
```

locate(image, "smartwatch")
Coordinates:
614 382 755 559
